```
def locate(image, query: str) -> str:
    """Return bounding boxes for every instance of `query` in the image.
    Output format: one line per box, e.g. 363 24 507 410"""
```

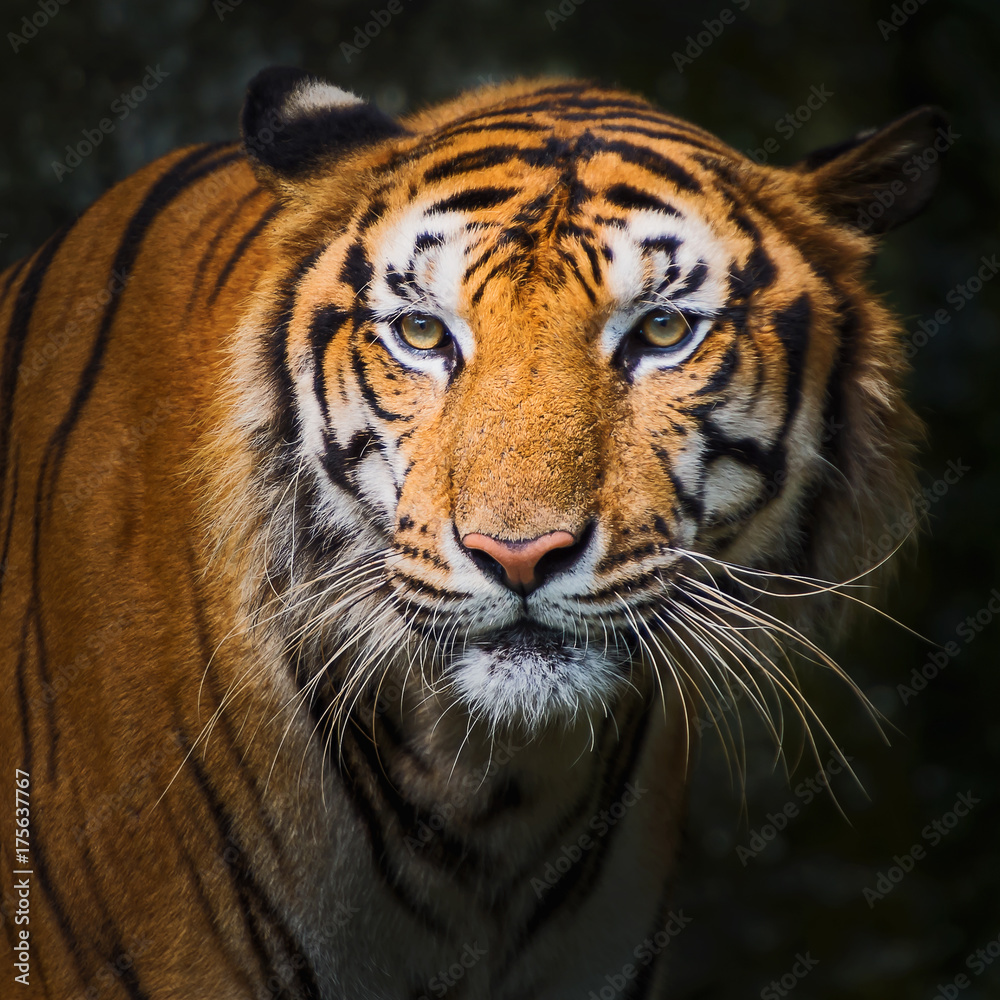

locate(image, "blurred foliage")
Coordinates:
2 0 998 997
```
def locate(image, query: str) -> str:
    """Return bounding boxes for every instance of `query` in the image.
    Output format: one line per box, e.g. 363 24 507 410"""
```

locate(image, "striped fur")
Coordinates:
0 72 942 998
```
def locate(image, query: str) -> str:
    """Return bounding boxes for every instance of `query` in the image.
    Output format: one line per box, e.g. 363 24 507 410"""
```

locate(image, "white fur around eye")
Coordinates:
598 206 730 370
366 200 480 372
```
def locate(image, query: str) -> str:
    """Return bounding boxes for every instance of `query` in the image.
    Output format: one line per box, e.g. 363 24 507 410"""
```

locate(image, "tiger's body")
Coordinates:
1 72 941 998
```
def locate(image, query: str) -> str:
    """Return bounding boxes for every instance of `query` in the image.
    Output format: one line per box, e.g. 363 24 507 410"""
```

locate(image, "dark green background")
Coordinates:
3 0 997 996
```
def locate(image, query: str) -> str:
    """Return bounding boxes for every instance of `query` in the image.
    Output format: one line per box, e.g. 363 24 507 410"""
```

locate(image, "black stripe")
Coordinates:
356 198 387 232
0 253 30 309
264 245 327 446
586 139 701 193
820 303 856 458
166 805 236 945
348 715 485 874
605 183 679 216
423 144 526 182
597 121 722 153
339 238 373 296
580 240 603 285
726 203 760 240
0 446 17 601
469 256 514 307
208 201 281 306
675 261 708 297
321 429 365 498
0 228 72 503
728 243 776 299
384 263 419 299
554 219 596 243
186 187 264 311
413 232 444 254
350 338 410 423
656 448 704 521
559 107 710 137
462 243 502 284
702 422 785 484
433 97 603 130
185 743 322 998
557 248 597 304
308 304 352 423
29 817 92 985
163 804 257 992
336 725 451 936
773 293 812 436
694 340 739 396
75 840 154 1000
434 119 551 140
640 235 680 256
429 186 520 214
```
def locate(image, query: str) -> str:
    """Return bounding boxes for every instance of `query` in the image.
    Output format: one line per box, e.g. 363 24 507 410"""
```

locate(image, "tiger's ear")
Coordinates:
794 106 951 235
241 66 406 193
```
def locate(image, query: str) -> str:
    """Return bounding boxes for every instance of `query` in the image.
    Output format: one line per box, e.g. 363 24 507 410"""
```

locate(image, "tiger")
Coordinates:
0 68 943 998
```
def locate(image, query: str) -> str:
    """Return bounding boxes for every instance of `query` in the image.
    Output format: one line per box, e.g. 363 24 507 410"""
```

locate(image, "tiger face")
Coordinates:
233 70 941 741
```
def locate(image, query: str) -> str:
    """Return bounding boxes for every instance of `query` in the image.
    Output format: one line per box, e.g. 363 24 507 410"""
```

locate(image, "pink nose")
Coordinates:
461 530 577 593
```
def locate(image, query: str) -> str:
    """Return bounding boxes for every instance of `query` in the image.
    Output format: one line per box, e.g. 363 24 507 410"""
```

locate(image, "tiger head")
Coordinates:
220 69 942 738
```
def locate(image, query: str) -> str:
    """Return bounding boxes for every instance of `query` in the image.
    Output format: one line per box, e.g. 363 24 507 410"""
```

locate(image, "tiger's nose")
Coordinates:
460 529 580 595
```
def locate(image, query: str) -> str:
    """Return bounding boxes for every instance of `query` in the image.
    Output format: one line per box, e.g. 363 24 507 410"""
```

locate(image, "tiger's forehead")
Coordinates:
355 96 746 324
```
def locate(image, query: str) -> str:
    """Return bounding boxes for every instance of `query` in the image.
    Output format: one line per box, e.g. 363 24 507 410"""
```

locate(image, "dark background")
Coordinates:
3 0 997 997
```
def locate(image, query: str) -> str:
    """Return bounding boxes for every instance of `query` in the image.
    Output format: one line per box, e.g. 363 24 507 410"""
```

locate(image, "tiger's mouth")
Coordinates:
445 622 634 730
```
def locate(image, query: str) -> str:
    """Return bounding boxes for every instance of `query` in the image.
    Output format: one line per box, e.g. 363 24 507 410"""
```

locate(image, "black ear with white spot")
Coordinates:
796 106 950 234
241 66 406 190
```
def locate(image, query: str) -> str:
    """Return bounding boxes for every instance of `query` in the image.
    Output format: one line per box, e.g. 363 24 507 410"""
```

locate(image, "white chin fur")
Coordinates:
449 638 627 733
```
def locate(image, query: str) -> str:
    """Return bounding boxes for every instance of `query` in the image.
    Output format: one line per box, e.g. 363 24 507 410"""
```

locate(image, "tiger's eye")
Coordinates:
399 314 447 350
638 310 688 348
